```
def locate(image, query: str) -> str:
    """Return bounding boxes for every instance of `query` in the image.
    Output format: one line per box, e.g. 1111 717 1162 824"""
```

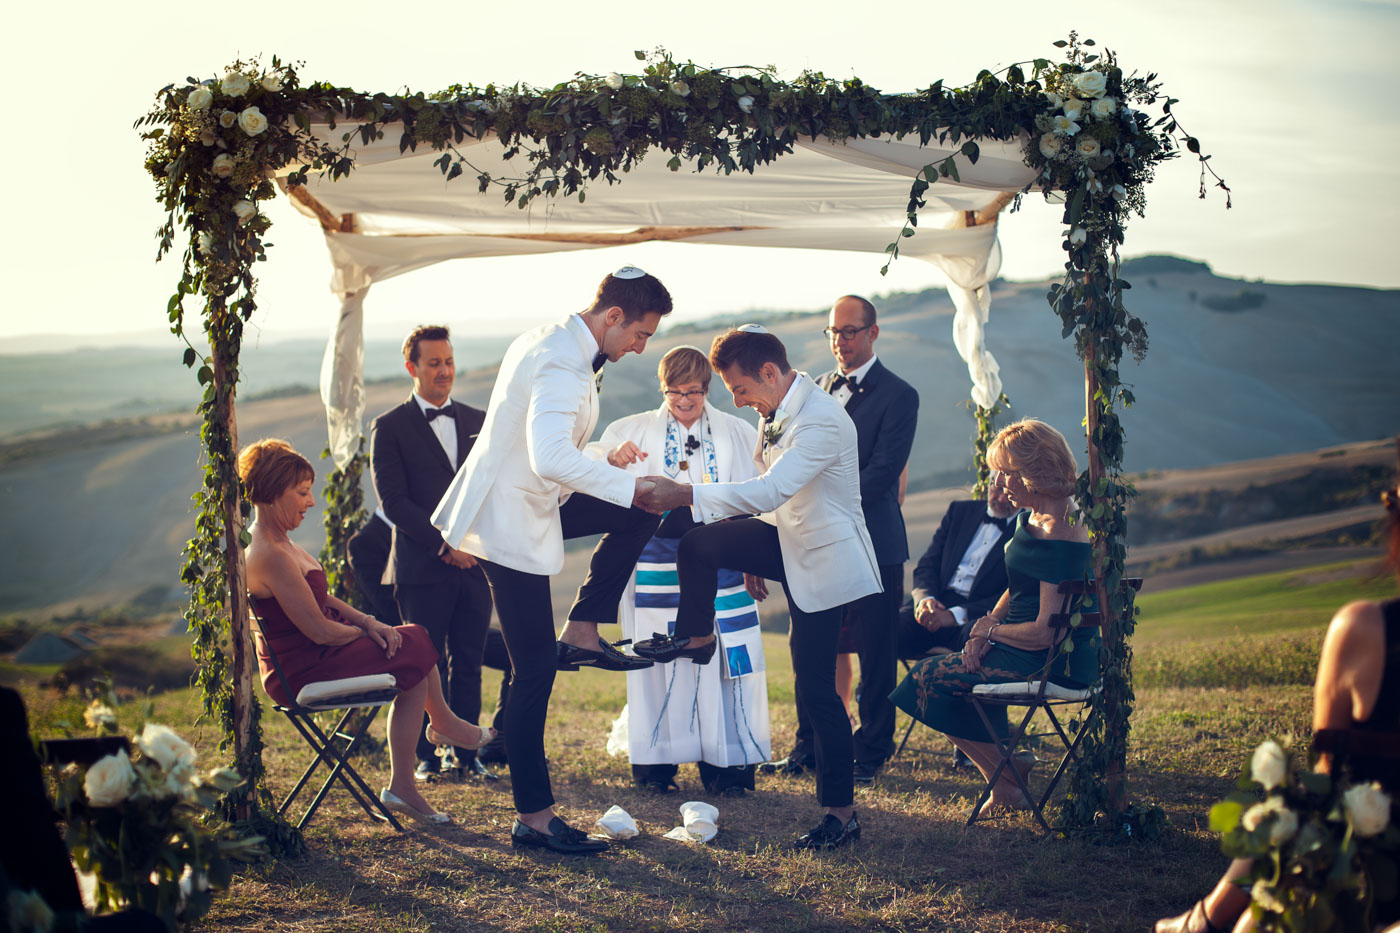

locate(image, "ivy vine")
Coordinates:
317 442 369 606
141 38 1224 838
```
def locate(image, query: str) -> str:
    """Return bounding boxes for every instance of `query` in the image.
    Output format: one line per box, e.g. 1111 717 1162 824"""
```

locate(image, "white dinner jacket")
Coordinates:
691 373 882 613
431 315 635 575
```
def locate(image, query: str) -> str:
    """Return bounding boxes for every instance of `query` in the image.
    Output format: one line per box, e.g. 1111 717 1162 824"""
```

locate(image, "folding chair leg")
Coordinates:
279 707 403 832
1035 706 1097 815
967 699 1053 833
891 715 917 761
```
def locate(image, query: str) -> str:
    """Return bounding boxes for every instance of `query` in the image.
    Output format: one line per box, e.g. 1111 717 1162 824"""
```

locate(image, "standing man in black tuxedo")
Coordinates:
370 325 496 782
768 295 919 783
897 473 1019 660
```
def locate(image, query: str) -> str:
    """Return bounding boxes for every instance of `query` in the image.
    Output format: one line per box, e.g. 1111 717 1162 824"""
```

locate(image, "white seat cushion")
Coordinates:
295 674 398 710
971 680 1094 702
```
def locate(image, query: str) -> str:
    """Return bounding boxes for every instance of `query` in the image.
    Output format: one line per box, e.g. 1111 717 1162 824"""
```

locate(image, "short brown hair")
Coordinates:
709 327 791 380
987 419 1078 499
587 271 674 323
403 325 450 364
238 439 315 505
658 346 711 391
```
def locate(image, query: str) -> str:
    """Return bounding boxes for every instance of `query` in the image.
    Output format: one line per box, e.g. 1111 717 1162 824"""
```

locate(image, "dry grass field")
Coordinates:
13 555 1397 932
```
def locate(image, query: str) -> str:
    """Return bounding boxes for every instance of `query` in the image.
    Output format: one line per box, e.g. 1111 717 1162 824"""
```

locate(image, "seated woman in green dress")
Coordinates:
890 418 1093 815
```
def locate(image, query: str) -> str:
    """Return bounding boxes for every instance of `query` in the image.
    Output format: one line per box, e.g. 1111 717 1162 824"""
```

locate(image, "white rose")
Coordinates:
1073 70 1108 99
1062 98 1085 122
1268 807 1298 846
1076 136 1101 158
1251 880 1286 914
1092 97 1117 119
199 129 216 147
210 154 236 179
1038 133 1063 158
670 80 690 97
84 752 136 807
6 889 54 933
221 71 251 97
737 95 754 113
238 106 269 137
604 72 624 90
1251 740 1287 790
83 701 117 731
1043 91 1064 109
137 723 197 772
1343 782 1391 837
260 73 283 92
218 110 237 129
1111 183 1128 201
1052 115 1081 137
187 87 213 111
197 232 214 256
1068 228 1087 247
232 200 257 225
1241 801 1270 832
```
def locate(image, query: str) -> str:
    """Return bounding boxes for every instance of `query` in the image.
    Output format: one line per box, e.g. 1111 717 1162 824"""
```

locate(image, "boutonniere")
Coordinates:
762 408 789 450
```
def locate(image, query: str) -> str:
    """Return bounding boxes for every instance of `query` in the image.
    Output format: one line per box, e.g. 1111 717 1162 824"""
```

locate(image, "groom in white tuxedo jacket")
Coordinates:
431 267 671 855
634 325 881 850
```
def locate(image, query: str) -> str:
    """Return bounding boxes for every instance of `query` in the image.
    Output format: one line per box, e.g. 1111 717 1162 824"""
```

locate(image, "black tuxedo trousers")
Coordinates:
480 492 660 814
675 517 854 809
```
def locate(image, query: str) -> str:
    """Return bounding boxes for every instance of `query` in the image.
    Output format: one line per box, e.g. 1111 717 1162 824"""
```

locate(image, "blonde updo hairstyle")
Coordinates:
658 345 712 392
986 419 1078 499
237 439 315 505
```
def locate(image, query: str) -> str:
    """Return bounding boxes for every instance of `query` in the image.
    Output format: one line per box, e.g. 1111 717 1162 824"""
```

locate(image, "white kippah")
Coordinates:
613 265 647 280
736 323 768 334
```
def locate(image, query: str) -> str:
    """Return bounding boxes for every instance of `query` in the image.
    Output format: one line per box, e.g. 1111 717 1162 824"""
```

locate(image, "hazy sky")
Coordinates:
4 0 1397 347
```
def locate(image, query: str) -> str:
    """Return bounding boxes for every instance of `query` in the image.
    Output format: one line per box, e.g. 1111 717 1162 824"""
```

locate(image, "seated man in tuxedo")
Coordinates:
633 325 882 850
898 473 1019 660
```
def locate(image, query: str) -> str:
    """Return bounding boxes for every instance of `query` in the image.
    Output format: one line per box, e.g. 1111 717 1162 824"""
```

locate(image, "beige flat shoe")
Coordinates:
425 722 497 752
380 787 451 825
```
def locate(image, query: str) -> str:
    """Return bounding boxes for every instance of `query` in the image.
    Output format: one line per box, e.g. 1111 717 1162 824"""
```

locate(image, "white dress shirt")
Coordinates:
414 393 458 471
829 353 878 406
945 507 1011 626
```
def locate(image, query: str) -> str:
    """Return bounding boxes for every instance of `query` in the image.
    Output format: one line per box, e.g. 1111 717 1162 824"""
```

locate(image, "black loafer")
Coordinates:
793 812 861 850
511 817 609 855
631 632 717 665
759 757 811 777
852 761 881 785
556 638 654 672
463 757 500 782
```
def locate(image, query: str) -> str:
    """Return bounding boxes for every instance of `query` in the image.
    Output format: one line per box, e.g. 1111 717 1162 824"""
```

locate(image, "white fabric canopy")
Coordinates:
279 124 1034 465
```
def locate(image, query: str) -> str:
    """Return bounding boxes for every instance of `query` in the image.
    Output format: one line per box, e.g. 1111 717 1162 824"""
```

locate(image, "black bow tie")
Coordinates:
592 352 607 372
985 513 1014 532
830 373 859 393
424 403 453 423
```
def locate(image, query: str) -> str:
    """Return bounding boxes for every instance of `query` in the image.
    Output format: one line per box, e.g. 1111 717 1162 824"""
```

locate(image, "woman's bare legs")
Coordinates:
384 668 489 813
949 735 1033 810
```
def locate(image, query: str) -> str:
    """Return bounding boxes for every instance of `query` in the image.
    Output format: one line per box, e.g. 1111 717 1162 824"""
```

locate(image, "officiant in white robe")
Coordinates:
590 346 772 794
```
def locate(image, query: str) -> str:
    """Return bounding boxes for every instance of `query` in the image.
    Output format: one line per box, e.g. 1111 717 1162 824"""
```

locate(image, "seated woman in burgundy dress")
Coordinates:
239 439 493 825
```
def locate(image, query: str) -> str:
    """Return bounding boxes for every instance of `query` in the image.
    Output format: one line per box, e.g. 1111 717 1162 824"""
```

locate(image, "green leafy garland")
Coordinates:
968 393 1011 501
317 441 369 606
140 40 1223 835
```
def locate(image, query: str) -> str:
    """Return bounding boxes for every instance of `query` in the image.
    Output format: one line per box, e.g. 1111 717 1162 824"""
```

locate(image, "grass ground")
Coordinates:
10 557 1396 932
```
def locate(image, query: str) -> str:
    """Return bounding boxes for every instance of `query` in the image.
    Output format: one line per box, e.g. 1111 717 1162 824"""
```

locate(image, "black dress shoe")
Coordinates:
511 817 609 855
633 777 679 795
793 812 861 850
413 758 439 783
852 761 881 784
463 757 500 782
556 638 654 672
477 740 508 766
631 633 717 665
759 757 811 777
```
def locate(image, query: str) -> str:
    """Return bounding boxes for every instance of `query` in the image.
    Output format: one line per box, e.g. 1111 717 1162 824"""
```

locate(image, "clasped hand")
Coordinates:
633 476 692 514
914 597 955 630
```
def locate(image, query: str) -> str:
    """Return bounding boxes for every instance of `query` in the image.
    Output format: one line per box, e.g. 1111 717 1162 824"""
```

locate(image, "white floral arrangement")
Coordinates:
1210 739 1400 931
761 408 789 451
53 721 265 928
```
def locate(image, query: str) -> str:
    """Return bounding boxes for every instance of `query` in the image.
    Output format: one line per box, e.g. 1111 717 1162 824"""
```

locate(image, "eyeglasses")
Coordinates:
662 389 707 400
822 325 872 342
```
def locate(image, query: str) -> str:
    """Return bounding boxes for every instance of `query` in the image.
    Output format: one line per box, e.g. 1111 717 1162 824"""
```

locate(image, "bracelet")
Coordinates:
988 622 1004 642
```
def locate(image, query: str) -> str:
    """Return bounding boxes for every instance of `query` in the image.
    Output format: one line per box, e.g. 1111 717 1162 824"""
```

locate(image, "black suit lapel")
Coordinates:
941 504 983 583
452 403 477 467
968 523 1015 595
403 397 454 473
842 358 883 415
